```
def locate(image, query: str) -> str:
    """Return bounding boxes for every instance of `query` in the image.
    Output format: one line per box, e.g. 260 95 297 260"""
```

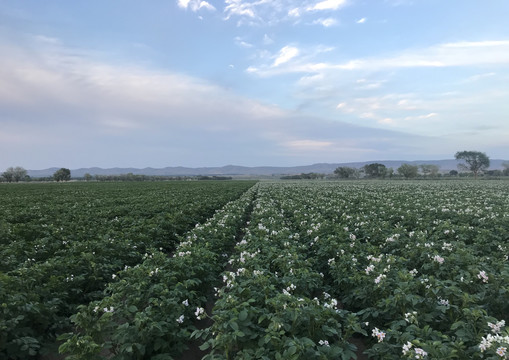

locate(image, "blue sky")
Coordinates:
1 0 508 169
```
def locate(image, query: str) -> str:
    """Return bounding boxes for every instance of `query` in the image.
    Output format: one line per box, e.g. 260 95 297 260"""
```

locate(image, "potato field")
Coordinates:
1 180 508 359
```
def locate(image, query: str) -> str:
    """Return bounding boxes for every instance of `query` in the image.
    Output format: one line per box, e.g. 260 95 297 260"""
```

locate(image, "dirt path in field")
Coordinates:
350 337 369 359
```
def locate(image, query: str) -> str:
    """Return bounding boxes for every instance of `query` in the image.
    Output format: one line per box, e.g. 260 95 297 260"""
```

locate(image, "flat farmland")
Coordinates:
2 180 508 359
0 180 256 359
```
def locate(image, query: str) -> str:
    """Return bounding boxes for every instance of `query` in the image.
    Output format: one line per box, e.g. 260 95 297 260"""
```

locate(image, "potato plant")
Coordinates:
235 181 508 359
0 181 256 359
2 180 508 359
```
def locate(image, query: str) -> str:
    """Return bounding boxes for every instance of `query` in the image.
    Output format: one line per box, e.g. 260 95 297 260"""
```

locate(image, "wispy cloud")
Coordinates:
1 36 440 168
404 112 438 121
177 0 216 11
442 40 509 48
284 139 334 151
313 18 338 27
307 0 347 11
288 8 301 17
190 0 351 26
356 17 366 23
273 46 299 67
224 0 256 20
263 34 274 45
462 72 496 83
247 39 509 76
234 36 254 48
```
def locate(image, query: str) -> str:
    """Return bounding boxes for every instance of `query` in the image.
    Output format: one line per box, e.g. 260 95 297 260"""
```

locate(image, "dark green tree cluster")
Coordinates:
397 164 419 179
330 151 499 180
1 167 28 182
420 164 440 177
363 163 387 178
53 168 71 182
455 151 490 178
334 167 359 179
281 173 325 180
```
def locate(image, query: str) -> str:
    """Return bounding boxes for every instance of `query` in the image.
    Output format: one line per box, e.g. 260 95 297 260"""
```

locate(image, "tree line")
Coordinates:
0 167 233 182
333 151 503 179
1 167 71 182
2 151 506 182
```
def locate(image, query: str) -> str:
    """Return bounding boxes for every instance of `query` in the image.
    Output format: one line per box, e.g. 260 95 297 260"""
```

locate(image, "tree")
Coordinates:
420 164 440 177
363 163 387 178
83 173 93 181
334 166 358 179
454 151 490 178
397 164 419 179
449 170 458 176
2 166 27 182
502 162 509 176
53 168 71 182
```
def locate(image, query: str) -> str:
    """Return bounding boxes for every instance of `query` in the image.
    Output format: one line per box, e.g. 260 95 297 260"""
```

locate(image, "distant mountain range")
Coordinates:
26 159 508 178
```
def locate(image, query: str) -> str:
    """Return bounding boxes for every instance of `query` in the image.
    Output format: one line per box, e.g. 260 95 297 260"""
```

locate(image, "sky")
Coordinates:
1 0 508 170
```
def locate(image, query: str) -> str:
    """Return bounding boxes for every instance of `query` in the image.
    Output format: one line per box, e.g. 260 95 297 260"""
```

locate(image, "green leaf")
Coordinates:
287 345 297 356
199 342 211 351
239 309 248 321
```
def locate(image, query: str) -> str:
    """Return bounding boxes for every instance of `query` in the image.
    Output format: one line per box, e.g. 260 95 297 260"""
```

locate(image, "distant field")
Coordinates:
1 180 508 359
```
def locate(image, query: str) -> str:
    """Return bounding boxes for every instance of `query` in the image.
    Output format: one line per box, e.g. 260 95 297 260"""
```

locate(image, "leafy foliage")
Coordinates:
334 166 358 179
455 151 490 178
363 163 387 178
0 181 255 359
53 168 71 181
397 164 419 179
2 180 508 359
1 166 27 182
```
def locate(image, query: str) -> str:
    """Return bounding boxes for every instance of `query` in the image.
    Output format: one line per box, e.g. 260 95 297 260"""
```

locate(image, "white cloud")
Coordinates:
442 40 509 48
356 17 366 23
177 0 216 11
220 1 348 26
397 99 418 110
199 1 215 10
34 35 60 44
2 36 450 168
307 0 347 11
298 73 324 86
288 8 301 17
356 81 384 90
404 112 438 121
284 139 333 151
263 34 274 45
177 0 191 9
378 118 395 125
224 0 256 19
235 36 254 48
313 18 338 27
462 72 496 83
273 46 299 67
246 39 509 77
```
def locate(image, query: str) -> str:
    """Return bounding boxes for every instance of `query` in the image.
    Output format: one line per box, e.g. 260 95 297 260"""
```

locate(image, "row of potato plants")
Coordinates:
194 183 366 359
0 181 256 359
58 185 259 359
234 181 507 359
